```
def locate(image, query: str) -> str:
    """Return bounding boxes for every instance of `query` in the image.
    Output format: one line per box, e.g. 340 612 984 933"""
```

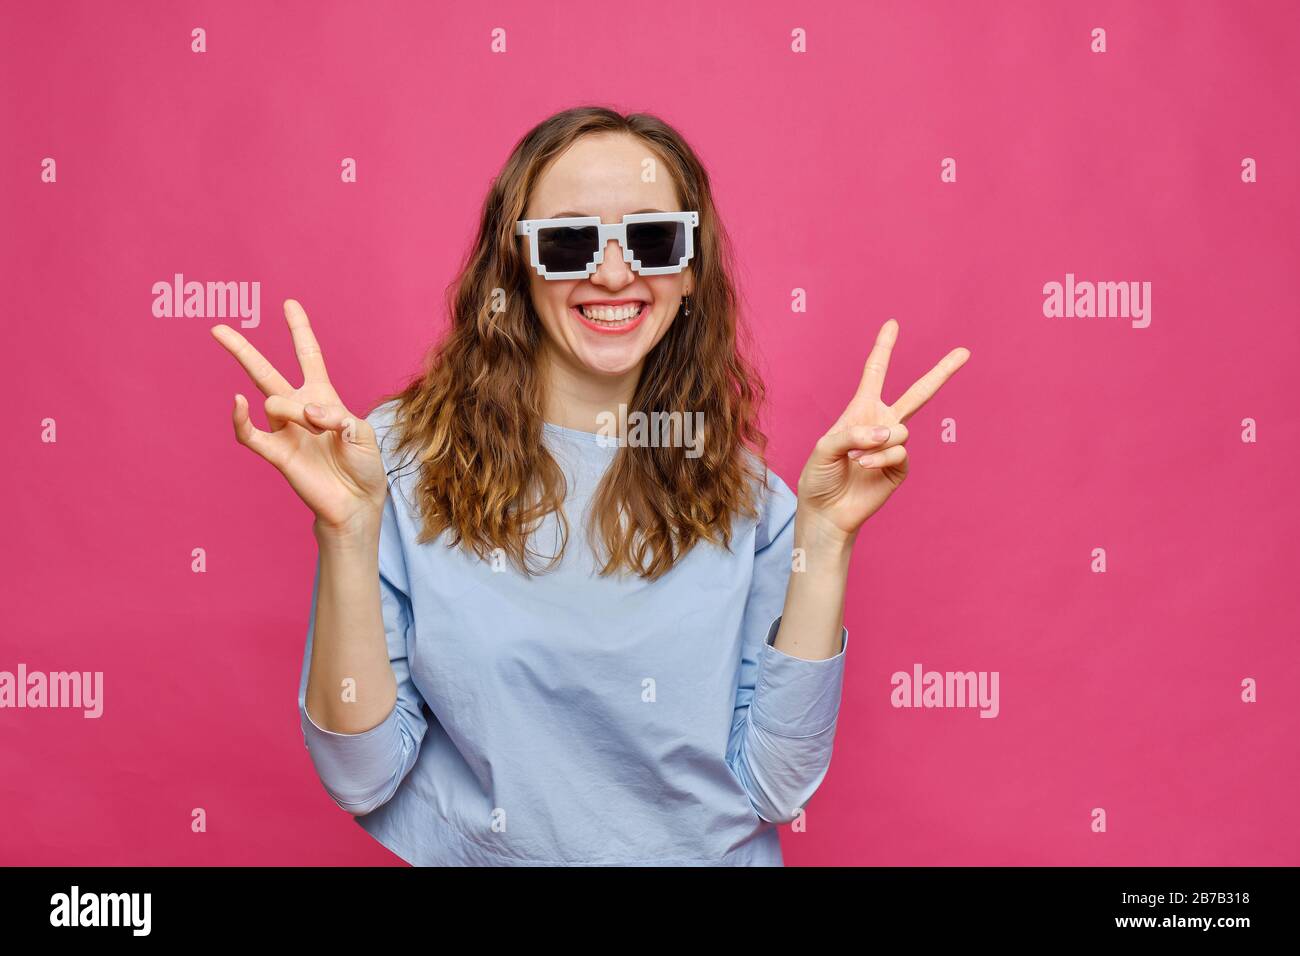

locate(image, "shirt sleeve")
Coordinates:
726 467 849 825
295 410 429 816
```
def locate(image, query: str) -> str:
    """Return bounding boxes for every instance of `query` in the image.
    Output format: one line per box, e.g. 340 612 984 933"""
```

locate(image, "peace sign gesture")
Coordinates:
796 318 970 544
211 300 388 539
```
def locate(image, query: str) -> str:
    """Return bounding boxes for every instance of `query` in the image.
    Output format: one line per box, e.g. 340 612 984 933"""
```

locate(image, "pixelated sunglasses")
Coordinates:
515 211 699 280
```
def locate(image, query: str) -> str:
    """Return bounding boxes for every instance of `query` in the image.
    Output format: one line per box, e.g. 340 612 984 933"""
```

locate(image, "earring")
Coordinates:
683 295 691 317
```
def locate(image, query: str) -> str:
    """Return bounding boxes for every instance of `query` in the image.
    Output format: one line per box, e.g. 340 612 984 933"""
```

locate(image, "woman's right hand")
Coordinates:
211 299 388 540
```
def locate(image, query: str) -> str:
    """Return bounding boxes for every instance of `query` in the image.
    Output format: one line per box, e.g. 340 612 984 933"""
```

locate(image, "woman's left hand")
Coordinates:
796 318 970 546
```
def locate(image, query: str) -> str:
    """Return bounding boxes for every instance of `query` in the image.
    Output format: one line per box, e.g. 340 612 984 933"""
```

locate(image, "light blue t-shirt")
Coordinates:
297 401 849 866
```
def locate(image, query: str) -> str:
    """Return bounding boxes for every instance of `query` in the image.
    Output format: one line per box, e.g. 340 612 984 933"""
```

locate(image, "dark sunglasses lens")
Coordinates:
627 221 686 269
536 225 599 273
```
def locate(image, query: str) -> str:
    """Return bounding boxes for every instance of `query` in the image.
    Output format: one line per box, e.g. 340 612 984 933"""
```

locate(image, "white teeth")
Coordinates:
579 303 643 323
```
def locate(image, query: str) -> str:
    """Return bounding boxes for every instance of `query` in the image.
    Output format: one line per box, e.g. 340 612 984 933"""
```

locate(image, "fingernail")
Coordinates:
871 425 890 441
305 403 323 416
857 453 876 467
847 449 863 460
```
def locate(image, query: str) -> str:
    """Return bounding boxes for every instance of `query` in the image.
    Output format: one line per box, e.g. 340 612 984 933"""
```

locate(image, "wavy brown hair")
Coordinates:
382 105 769 579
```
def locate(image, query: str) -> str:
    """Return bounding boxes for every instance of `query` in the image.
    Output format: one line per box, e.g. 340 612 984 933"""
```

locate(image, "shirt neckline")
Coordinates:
542 420 619 449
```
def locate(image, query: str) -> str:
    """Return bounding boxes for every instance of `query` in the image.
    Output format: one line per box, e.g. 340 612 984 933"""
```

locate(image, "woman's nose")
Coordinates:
590 237 634 288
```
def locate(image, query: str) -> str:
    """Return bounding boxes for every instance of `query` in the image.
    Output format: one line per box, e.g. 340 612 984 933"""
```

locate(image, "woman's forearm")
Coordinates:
303 517 398 734
771 512 853 661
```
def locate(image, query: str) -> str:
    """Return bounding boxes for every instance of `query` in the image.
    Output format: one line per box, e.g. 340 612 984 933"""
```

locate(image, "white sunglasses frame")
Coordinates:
514 211 699 280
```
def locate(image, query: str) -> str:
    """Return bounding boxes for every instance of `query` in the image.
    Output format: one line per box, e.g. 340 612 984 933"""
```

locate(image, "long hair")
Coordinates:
383 105 768 580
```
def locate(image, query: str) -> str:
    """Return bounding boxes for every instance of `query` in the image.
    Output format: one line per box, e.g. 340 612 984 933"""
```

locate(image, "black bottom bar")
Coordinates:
0 865 1283 940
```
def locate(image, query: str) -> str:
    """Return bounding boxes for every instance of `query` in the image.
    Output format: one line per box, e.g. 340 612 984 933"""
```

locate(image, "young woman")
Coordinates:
211 106 969 866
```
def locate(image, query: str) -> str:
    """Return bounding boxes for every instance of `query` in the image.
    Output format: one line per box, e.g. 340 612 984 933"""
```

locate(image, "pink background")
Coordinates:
2 0 1297 865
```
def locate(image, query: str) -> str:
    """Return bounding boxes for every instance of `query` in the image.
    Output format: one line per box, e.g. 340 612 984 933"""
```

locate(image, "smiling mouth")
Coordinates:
571 301 649 334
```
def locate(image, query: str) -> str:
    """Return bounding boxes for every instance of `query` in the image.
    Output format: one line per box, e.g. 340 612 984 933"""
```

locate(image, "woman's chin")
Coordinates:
565 327 656 377
573 347 646 377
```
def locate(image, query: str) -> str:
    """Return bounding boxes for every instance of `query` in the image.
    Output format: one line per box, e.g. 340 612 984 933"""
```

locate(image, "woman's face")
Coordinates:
520 131 693 380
